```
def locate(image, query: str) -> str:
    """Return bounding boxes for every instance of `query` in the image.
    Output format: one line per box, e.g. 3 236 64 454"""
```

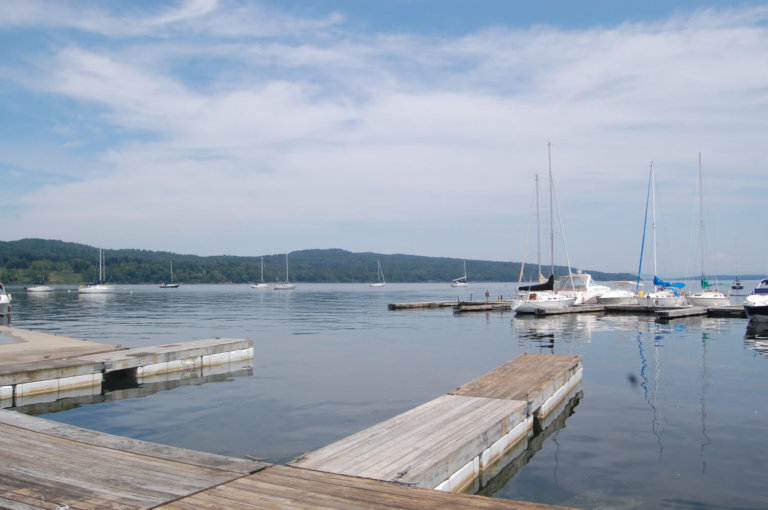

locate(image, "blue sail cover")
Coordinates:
653 275 685 289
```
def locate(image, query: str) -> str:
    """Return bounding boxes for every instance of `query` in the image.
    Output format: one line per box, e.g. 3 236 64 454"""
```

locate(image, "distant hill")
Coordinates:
0 238 637 285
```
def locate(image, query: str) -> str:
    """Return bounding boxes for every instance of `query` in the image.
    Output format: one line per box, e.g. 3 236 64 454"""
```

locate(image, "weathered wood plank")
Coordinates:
158 465 576 509
290 395 527 488
449 353 582 412
0 410 263 474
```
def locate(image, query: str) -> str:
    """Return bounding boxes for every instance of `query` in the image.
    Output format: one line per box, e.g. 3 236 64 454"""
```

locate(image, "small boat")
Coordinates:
26 277 54 293
79 249 116 294
451 260 468 287
731 279 744 291
26 284 54 293
251 257 269 289
370 259 386 287
159 260 181 288
687 154 730 307
744 278 768 323
0 282 11 316
273 254 296 290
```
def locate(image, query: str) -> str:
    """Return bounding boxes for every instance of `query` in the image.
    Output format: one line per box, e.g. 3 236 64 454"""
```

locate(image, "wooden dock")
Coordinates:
388 300 458 310
0 352 581 509
515 304 747 320
290 353 582 493
1 326 253 410
454 301 513 314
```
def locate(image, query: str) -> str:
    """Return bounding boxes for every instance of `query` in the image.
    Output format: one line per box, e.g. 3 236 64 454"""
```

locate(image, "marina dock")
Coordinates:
290 353 582 493
0 329 579 509
0 326 253 410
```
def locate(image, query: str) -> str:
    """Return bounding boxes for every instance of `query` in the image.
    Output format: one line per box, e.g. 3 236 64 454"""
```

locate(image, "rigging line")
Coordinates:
637 164 653 293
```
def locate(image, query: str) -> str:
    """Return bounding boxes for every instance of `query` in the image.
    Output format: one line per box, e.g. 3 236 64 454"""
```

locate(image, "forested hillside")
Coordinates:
0 238 636 284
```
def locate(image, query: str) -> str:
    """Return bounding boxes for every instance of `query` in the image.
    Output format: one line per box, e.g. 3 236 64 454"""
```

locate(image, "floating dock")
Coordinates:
290 353 582 493
0 339 579 509
388 300 458 310
454 300 513 313
0 326 253 410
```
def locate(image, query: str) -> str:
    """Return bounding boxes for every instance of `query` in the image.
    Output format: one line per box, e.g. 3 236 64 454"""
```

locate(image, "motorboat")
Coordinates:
451 260 468 287
731 279 744 291
554 271 610 305
744 278 768 323
598 281 640 305
273 253 296 290
370 259 386 287
79 249 116 294
0 282 11 316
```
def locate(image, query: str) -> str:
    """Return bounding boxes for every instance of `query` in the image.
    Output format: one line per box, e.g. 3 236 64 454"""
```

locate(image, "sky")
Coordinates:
1 0 767 277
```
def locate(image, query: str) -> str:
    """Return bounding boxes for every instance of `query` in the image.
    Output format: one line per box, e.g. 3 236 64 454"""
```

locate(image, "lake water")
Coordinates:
5 282 768 509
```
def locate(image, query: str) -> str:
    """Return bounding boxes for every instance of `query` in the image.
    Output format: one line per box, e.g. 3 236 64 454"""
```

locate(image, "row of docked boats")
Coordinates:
511 147 751 316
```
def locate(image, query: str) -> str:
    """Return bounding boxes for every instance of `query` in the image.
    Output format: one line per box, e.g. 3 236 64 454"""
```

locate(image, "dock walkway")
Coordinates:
290 353 582 493
1 326 253 410
0 329 578 509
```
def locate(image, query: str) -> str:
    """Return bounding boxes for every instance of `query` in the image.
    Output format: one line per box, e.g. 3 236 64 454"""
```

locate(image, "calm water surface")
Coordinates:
6 283 768 509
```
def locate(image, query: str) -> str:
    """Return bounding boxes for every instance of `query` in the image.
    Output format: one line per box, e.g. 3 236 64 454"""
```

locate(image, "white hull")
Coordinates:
744 292 768 322
641 292 687 307
159 283 180 289
79 283 116 294
597 293 638 305
370 282 385 287
250 282 269 289
273 283 295 290
514 292 576 314
687 291 730 307
26 285 54 293
451 281 467 288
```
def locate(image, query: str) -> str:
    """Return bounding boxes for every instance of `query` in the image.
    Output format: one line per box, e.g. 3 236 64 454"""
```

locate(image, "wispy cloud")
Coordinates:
2 1 767 273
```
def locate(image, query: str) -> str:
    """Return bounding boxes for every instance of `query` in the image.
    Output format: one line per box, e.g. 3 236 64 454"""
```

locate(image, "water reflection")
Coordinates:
8 360 253 415
476 387 582 497
744 320 768 357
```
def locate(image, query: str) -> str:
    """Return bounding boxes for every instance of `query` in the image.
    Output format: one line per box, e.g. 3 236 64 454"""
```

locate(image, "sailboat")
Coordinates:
273 253 296 290
731 246 744 291
79 248 116 294
451 260 468 287
688 154 730 307
515 143 578 313
640 162 686 307
251 257 269 289
159 260 181 288
370 259 386 287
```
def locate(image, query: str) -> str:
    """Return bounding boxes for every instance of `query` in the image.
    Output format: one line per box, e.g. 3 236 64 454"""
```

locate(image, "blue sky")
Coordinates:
1 1 766 277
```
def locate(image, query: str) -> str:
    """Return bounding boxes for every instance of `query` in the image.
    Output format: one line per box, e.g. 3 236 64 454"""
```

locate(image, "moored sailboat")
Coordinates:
687 153 730 307
451 260 468 287
370 259 386 287
273 253 296 290
79 249 116 294
251 257 269 289
159 260 181 288
638 162 687 307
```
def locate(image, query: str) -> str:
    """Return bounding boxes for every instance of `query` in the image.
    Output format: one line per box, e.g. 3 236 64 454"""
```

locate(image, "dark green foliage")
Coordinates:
0 238 637 284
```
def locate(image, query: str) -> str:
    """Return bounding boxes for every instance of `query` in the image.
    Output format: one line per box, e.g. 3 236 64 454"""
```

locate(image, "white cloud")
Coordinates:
3 2 768 273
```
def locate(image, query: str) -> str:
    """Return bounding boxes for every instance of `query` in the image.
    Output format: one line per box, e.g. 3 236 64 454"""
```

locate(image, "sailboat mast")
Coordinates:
99 248 103 282
548 142 554 277
698 152 705 280
260 257 264 282
651 162 658 283
535 174 542 279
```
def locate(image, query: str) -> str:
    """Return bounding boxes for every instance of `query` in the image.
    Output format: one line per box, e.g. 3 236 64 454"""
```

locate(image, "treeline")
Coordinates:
0 238 636 284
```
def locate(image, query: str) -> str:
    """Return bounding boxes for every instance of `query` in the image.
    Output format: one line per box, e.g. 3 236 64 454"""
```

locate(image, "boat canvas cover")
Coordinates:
519 274 554 292
654 275 685 289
